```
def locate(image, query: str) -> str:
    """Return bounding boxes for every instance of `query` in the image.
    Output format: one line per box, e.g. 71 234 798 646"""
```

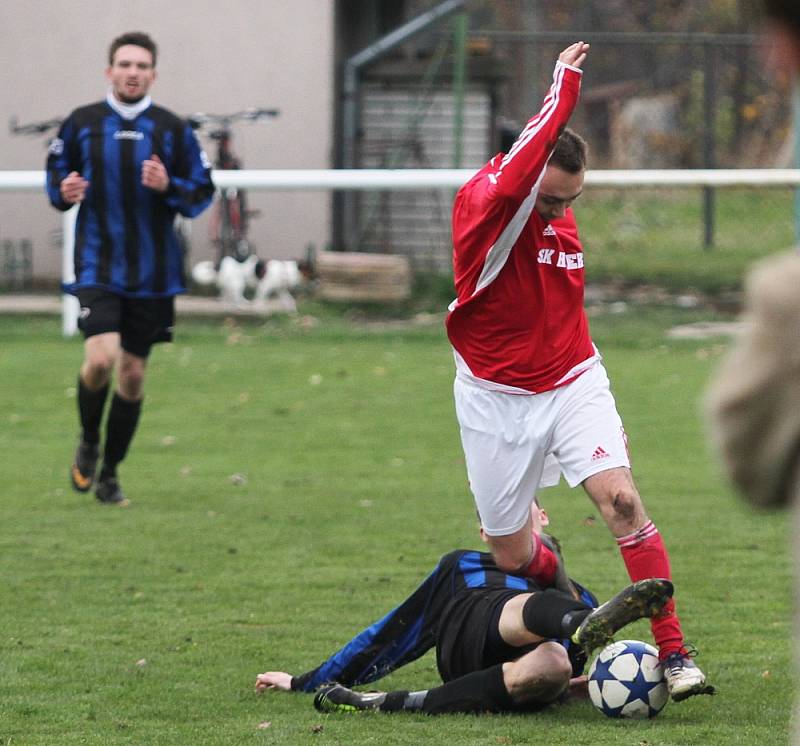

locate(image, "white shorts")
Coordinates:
454 361 630 536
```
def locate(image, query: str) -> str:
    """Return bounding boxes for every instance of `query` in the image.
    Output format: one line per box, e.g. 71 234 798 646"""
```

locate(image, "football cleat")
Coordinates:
95 473 130 507
663 650 715 701
571 578 674 654
70 440 99 492
314 684 387 713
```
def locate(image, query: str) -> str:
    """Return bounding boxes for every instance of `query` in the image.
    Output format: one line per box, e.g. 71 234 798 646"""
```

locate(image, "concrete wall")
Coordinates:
0 0 334 285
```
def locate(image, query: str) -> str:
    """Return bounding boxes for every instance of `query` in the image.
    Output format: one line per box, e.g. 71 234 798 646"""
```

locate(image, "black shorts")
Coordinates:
436 587 524 682
76 288 175 358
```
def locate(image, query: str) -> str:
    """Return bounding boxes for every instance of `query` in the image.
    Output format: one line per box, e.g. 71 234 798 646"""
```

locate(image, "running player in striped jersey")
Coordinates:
445 41 712 701
46 32 214 506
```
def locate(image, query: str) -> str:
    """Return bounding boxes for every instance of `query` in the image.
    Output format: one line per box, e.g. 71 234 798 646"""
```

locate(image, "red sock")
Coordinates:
523 534 559 588
616 520 684 660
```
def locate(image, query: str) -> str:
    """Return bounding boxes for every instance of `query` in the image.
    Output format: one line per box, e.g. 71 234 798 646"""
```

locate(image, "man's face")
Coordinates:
535 166 584 222
106 44 156 104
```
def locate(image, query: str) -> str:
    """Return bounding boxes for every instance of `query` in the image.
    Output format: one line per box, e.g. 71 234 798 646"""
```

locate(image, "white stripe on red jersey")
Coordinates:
446 60 595 394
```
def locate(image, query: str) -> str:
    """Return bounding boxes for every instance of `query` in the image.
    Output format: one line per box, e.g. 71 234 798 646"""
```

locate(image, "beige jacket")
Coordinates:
706 251 800 508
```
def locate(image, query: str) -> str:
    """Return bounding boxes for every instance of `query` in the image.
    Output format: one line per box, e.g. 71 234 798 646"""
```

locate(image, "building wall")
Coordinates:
0 0 334 285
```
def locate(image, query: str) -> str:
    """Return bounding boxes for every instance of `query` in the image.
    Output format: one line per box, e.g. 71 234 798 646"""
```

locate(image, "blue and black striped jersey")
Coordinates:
291 550 597 692
46 100 215 297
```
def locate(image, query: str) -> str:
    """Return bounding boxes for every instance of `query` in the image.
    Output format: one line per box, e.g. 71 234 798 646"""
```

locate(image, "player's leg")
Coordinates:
499 579 673 653
314 644 572 715
72 333 119 492
455 378 561 584
583 468 711 699
95 350 146 505
95 296 174 505
71 291 123 494
550 363 712 699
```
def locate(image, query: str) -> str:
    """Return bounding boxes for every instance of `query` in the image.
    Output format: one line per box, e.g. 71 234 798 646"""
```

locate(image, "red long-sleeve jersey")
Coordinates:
446 61 597 394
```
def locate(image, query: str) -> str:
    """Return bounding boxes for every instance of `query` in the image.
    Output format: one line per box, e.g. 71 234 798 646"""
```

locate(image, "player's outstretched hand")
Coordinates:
558 41 590 69
255 671 293 692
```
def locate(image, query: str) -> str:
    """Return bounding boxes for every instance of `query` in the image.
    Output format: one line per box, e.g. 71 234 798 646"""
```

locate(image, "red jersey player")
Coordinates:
446 41 712 702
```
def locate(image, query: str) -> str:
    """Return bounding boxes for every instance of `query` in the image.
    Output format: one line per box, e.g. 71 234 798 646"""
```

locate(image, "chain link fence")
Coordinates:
352 22 796 284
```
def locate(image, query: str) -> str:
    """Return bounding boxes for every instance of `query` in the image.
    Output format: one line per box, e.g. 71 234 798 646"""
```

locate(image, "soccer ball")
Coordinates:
588 640 668 719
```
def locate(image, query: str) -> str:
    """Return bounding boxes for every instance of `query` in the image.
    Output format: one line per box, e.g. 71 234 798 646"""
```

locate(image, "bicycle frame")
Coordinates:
188 109 279 264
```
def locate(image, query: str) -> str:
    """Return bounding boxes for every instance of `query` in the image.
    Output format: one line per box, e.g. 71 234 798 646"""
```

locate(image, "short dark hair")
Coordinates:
764 1 800 33
108 32 157 67
550 127 587 173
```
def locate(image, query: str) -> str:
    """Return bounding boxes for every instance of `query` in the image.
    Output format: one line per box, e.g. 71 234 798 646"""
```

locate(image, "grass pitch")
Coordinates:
0 306 791 745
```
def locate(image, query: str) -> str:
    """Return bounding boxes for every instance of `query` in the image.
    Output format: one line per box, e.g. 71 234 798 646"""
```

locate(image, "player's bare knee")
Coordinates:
611 487 640 521
118 372 145 400
83 354 114 386
487 534 535 575
508 643 571 704
597 486 644 529
494 548 532 576
118 359 146 399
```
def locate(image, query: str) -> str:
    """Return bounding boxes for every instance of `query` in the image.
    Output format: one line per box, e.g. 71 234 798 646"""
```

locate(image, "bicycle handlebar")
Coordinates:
11 109 280 137
188 108 280 130
9 116 63 136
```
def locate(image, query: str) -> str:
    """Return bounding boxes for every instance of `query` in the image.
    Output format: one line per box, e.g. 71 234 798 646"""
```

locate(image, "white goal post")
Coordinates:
1 168 799 335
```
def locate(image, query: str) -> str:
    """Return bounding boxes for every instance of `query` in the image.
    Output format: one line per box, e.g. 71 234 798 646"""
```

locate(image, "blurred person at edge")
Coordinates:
706 1 800 741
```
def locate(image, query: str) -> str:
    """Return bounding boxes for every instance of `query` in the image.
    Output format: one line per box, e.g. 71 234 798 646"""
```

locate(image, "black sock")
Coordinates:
102 394 142 475
77 377 109 445
420 664 515 714
378 690 414 712
522 589 591 640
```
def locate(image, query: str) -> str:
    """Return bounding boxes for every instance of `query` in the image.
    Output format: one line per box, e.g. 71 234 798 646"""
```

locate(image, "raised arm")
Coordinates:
487 42 588 201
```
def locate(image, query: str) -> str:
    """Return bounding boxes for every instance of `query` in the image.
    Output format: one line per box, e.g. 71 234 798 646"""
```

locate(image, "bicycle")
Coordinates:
188 108 279 263
9 115 63 139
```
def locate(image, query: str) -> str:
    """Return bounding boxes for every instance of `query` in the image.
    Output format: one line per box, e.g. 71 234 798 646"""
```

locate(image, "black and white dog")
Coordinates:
191 255 310 311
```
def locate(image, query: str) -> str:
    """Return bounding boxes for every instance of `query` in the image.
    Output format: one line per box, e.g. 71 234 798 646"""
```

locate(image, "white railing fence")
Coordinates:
1 168 799 335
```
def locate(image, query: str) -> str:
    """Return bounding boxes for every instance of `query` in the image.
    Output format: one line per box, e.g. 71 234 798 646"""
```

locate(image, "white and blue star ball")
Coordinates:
588 640 668 719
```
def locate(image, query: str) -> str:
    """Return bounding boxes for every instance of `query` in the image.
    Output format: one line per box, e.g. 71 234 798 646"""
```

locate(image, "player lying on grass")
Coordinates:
255 515 676 715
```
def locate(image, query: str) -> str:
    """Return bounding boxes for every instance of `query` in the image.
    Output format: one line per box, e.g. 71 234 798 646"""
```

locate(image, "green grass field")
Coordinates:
581 187 796 292
0 306 792 745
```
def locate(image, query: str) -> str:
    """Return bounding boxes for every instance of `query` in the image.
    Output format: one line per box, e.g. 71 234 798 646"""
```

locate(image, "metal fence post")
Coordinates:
62 206 79 337
703 41 716 250
452 12 467 169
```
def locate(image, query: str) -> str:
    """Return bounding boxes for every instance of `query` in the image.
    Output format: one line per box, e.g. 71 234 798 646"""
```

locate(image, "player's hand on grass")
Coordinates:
567 675 589 700
255 671 293 692
558 41 590 69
